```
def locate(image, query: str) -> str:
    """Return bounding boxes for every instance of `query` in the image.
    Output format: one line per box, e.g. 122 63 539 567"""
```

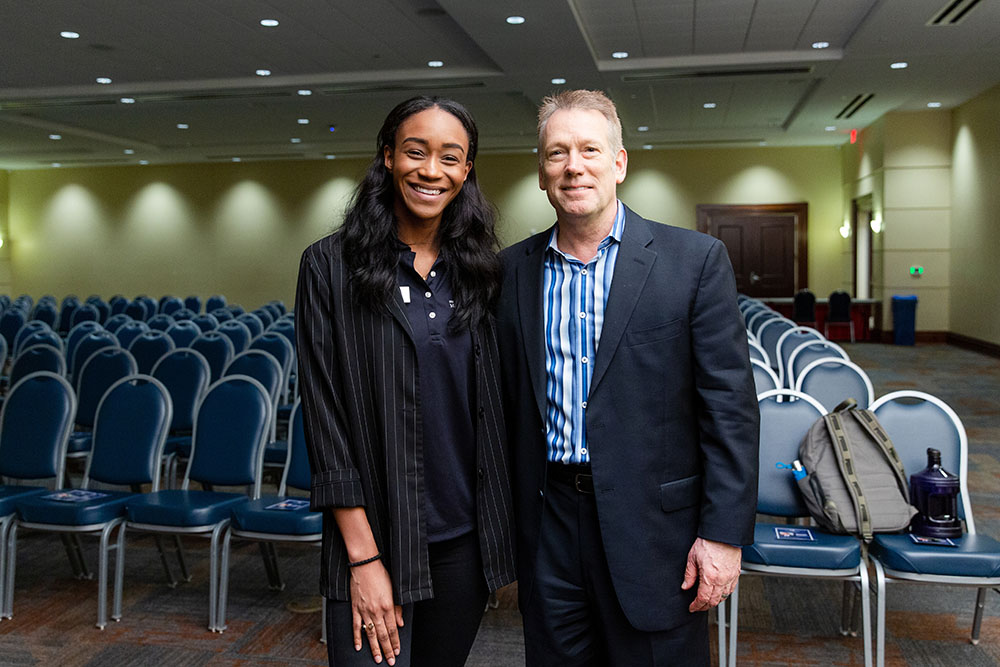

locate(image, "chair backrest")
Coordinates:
104 313 133 334
90 299 111 324
794 358 874 410
828 290 852 321
147 313 175 331
792 289 816 323
86 375 172 491
747 310 779 337
775 326 825 387
58 298 79 334
184 295 202 313
15 324 61 357
206 295 227 313
871 390 973 531
151 348 211 433
757 317 795 370
267 318 295 352
756 389 828 517
747 338 769 367
186 375 271 495
787 340 849 388
238 312 266 339
124 300 150 322
71 303 100 327
108 295 129 316
228 304 245 316
75 347 138 428
217 320 252 354
750 358 780 396
0 371 76 486
251 308 274 329
166 320 201 348
281 399 312 494
70 329 120 382
31 302 59 328
224 350 282 419
0 307 28 349
160 296 184 316
172 307 197 322
13 320 50 356
128 330 177 374
190 331 235 383
191 313 219 333
10 344 66 385
65 321 104 373
250 332 294 401
210 307 234 323
115 320 151 350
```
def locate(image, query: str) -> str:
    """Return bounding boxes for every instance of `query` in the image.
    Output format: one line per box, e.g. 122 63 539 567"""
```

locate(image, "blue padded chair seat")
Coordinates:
16 490 134 525
0 486 49 515
870 533 1000 578
743 523 861 570
126 490 248 527
68 432 92 454
264 440 287 465
232 496 321 535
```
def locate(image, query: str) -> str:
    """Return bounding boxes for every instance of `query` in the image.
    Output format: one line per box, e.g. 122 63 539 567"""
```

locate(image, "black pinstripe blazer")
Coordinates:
295 233 516 604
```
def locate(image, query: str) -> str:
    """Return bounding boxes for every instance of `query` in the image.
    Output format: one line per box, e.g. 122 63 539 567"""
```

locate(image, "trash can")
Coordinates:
891 295 917 345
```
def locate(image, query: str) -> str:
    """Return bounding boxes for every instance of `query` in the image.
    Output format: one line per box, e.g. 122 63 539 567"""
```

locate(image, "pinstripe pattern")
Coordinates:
542 201 624 464
295 234 515 604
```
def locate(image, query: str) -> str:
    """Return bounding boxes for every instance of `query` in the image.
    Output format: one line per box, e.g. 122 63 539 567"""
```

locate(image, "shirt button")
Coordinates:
579 312 586 319
581 356 589 364
581 268 588 275
580 448 588 456
428 312 436 319
429 270 437 277
424 291 431 298
582 401 587 409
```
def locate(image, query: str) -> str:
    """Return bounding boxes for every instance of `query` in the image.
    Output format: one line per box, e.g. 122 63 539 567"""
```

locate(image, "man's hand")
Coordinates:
680 537 742 612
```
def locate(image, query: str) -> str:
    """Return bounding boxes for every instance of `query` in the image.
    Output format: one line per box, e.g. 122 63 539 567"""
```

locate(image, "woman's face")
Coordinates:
384 107 472 229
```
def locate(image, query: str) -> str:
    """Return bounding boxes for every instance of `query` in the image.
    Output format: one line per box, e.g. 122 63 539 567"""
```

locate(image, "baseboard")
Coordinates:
947 332 1000 359
872 330 948 344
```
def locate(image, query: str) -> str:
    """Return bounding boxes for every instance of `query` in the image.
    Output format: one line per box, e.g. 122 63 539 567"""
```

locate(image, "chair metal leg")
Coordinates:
971 587 987 645
174 535 192 582
840 580 853 635
152 535 178 588
321 596 327 644
873 559 886 667
60 533 92 580
0 516 12 620
208 521 228 632
858 562 873 667
113 522 127 621
728 579 740 666
3 522 16 618
217 527 232 633
259 542 284 591
96 522 119 629
717 598 727 667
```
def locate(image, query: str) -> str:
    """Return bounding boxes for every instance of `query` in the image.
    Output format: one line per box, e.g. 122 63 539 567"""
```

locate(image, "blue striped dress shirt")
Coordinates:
543 200 626 464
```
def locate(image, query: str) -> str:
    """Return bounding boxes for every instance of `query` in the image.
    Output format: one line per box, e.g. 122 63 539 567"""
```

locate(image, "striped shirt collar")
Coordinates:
545 200 626 260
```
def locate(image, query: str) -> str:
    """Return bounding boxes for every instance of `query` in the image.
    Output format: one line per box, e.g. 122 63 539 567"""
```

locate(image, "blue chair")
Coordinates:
224 351 282 443
160 296 184 316
750 358 780 396
58 297 80 334
786 340 849 389
251 307 273 329
71 303 100 328
108 295 129 316
227 304 245 317
166 321 201 349
217 320 252 355
184 296 202 314
138 296 159 320
267 317 295 352
103 313 133 335
0 308 27 351
250 333 294 401
747 338 769 367
7 375 171 628
191 332 235 384
172 308 197 322
869 391 1000 667
210 307 234 323
31 302 59 329
89 299 111 325
114 320 151 351
0 372 76 619
756 317 795 372
124 300 149 322
236 313 264 340
9 344 66 386
728 389 872 667
69 347 137 458
191 313 219 333
14 323 59 358
70 330 120 384
205 295 227 313
128 330 176 375
775 326 825 387
123 375 272 631
217 399 322 636
151 349 211 485
795 358 875 411
64 322 105 380
13 320 50 356
147 313 174 331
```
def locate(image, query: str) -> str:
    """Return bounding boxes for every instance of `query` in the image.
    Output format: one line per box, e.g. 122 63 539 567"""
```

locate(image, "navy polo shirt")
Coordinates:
397 249 477 542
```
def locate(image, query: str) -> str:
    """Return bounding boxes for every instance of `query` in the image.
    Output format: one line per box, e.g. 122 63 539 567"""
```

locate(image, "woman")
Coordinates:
295 97 515 667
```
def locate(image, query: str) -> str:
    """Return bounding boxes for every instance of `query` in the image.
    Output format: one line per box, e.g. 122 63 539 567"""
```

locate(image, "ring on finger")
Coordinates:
366 621 376 633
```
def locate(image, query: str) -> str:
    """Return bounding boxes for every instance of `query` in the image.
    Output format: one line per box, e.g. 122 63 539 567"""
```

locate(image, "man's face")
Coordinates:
538 108 627 225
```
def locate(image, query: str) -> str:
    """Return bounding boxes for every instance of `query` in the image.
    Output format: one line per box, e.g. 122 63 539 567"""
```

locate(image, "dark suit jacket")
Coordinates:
497 206 759 632
296 233 516 604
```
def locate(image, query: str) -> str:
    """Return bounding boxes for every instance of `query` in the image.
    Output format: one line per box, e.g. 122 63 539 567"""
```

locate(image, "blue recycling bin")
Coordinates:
891 295 917 345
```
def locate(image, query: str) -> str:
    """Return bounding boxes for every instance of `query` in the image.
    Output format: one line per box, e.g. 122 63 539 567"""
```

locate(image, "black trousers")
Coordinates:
326 530 489 667
522 470 710 667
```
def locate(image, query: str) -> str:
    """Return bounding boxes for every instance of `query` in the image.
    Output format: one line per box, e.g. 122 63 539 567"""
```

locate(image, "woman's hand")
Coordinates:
350 560 404 665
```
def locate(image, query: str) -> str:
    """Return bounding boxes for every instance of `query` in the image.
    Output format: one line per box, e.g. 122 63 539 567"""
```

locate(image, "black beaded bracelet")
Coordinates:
348 552 382 568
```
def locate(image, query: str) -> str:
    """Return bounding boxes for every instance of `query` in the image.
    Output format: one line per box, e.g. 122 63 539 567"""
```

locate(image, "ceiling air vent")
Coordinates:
623 66 812 83
928 0 982 25
835 94 873 119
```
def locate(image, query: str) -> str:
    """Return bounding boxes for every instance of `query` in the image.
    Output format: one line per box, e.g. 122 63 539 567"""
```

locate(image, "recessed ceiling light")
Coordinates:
290 137 302 144
427 60 444 68
532 148 538 154
297 118 309 125
52 163 62 167
123 149 135 155
637 126 649 132
256 69 272 76
60 31 80 39
551 77 566 85
232 157 242 162
759 141 767 146
139 160 149 165
703 102 717 109
890 62 908 69
811 41 830 49
260 19 279 27
96 77 112 84
612 51 629 59
642 144 653 150
825 126 837 131
297 89 312 96
49 134 62 140
120 97 135 104
506 16 525 24
177 123 189 129
927 102 942 108
325 154 336 160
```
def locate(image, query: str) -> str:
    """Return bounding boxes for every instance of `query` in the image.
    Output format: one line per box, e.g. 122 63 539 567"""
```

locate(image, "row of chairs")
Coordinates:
0 370 320 636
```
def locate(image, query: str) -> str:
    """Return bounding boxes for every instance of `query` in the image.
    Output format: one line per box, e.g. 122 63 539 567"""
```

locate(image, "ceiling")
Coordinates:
2 0 998 170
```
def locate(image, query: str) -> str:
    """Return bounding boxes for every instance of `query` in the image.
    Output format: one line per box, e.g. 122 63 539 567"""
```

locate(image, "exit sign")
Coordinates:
910 266 924 276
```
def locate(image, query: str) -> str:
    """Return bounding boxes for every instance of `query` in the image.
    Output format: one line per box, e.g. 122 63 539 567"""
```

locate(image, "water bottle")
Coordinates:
909 448 962 539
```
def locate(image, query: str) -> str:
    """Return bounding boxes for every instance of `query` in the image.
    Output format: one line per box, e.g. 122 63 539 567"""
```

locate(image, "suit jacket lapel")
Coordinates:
516 231 550 424
590 209 656 396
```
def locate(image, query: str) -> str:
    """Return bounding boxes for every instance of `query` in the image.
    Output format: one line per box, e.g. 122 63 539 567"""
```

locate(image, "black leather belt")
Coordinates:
546 462 594 494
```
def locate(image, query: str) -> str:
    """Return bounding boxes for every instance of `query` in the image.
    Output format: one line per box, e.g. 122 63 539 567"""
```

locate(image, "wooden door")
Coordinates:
696 203 808 298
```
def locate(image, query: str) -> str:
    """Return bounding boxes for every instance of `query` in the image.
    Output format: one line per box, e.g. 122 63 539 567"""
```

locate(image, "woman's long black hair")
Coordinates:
340 96 501 331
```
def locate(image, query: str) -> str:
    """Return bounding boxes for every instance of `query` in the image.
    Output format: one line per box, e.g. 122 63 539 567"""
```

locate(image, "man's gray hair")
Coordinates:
537 89 624 158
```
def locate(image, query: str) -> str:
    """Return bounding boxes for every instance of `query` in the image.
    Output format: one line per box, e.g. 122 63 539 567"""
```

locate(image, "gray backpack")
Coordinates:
796 399 916 542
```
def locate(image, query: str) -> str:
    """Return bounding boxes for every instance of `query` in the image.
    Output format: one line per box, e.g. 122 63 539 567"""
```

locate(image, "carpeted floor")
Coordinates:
0 343 997 666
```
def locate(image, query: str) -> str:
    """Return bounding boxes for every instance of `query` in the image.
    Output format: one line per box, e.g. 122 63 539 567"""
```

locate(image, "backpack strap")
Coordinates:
824 411 873 541
851 408 911 502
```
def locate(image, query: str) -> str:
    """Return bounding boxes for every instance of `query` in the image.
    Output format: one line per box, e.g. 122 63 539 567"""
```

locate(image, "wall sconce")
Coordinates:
839 223 851 239
870 216 883 234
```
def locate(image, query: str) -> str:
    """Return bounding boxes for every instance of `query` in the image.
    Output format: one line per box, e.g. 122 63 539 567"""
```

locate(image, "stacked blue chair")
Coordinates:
0 372 76 618
123 375 272 631
868 391 1000 667
217 320 252 355
128 330 176 375
166 321 201 349
191 332 234 384
6 375 172 628
217 399 322 636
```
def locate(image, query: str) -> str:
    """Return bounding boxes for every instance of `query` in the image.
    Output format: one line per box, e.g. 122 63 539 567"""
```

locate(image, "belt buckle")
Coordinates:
574 473 593 494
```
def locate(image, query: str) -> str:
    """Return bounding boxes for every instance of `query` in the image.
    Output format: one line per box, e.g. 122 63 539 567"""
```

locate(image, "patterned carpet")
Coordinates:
0 343 997 666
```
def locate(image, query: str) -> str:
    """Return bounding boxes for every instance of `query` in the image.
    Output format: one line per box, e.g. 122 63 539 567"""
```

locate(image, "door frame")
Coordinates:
696 203 809 292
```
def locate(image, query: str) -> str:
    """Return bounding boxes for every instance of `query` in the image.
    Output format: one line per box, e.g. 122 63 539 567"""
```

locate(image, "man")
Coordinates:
497 89 759 665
